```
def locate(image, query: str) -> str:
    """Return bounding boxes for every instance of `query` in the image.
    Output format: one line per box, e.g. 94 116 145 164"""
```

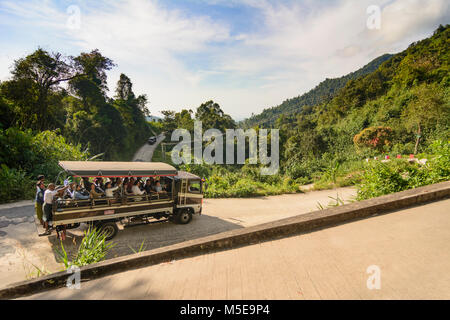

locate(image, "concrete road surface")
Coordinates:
27 199 450 300
0 187 355 288
0 201 62 286
132 133 165 162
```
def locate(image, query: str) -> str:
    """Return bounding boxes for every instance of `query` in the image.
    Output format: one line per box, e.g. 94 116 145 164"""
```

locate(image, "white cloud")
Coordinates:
0 0 448 119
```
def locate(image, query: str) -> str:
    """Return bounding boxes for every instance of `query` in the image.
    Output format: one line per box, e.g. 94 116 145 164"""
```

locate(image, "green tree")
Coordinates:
401 84 449 154
112 74 150 158
175 109 194 131
195 100 236 131
161 110 178 133
2 48 82 130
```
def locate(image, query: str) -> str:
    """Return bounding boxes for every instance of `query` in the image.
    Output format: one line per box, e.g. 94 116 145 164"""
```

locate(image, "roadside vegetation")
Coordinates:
56 227 115 269
180 163 303 198
357 140 449 200
174 26 449 199
0 129 88 203
0 49 150 203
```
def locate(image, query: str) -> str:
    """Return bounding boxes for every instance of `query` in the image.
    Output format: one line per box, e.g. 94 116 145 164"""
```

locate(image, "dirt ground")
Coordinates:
0 187 356 288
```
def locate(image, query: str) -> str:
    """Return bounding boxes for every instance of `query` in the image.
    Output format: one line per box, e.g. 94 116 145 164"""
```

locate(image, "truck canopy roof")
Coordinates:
175 171 201 180
59 161 177 177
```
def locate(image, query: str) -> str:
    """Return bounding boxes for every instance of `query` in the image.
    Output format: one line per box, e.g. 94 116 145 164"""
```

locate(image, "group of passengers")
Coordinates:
78 176 170 200
34 175 171 236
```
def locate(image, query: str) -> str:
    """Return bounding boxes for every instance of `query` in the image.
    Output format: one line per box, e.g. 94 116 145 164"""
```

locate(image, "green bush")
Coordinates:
0 164 34 203
426 140 450 182
357 160 411 200
285 158 324 180
357 140 449 200
0 127 89 203
203 170 301 198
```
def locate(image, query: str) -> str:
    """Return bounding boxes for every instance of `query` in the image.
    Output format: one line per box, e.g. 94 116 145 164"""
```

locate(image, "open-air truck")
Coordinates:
40 161 203 240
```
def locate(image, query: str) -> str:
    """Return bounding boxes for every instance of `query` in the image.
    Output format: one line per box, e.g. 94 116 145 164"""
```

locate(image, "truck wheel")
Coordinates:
176 209 192 225
97 222 118 240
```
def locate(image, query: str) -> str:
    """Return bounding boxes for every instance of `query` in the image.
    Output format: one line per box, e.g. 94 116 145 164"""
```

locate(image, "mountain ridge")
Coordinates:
240 53 394 128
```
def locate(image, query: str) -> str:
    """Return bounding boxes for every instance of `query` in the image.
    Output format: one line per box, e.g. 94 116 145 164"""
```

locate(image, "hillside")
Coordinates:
240 53 393 128
279 24 449 175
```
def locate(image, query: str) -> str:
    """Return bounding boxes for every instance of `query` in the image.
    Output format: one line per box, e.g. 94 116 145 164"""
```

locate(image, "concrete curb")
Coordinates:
1 181 449 299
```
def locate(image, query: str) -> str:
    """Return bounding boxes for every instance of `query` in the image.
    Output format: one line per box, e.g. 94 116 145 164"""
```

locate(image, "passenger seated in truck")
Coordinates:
64 182 76 199
81 177 92 191
74 184 90 200
126 177 135 194
154 181 166 194
144 179 152 194
131 180 146 201
163 179 172 193
94 177 105 193
89 183 104 199
105 180 122 198
111 177 121 187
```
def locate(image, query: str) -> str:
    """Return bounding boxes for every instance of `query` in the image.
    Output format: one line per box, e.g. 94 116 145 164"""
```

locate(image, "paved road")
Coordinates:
0 201 62 286
0 188 356 288
27 199 450 300
132 134 165 162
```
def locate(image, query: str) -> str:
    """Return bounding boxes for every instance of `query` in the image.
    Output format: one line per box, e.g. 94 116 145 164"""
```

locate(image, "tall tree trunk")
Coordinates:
414 123 421 155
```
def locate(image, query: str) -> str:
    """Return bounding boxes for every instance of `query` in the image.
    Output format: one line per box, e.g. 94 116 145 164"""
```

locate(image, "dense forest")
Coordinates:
275 24 449 179
0 49 151 201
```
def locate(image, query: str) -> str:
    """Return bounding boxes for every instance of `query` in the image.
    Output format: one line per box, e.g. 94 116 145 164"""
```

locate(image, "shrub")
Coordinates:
285 158 324 180
357 160 411 200
357 140 449 200
31 130 88 179
353 126 393 153
0 164 34 203
0 128 89 203
426 140 450 182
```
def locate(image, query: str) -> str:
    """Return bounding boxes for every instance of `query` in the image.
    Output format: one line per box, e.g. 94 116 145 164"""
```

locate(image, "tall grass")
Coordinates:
56 227 115 269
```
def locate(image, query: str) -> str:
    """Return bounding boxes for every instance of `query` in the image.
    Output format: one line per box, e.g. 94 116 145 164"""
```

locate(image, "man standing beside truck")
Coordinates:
42 183 68 235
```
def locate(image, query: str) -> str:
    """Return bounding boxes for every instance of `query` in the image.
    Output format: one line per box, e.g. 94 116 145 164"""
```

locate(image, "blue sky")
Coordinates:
0 0 448 120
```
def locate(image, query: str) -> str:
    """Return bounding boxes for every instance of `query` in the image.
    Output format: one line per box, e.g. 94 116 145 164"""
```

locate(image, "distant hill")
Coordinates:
240 53 393 128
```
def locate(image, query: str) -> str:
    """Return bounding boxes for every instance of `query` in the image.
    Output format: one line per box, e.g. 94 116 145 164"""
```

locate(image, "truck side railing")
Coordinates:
54 192 173 212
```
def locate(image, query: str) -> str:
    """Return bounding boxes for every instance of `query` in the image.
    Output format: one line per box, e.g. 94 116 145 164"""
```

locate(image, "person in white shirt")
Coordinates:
131 180 146 201
105 180 123 198
64 182 76 199
42 183 68 234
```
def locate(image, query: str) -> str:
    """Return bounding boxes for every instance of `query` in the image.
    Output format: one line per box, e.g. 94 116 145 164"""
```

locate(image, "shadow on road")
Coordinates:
46 214 243 263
